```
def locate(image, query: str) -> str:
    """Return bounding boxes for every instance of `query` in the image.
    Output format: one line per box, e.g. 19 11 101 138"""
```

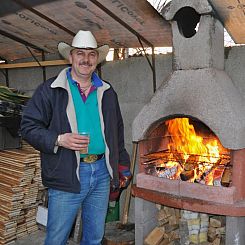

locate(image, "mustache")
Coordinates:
79 61 92 66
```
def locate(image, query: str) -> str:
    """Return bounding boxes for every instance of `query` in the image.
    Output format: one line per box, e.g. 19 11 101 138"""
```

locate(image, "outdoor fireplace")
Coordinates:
142 117 231 187
132 0 245 216
132 0 245 244
134 116 245 215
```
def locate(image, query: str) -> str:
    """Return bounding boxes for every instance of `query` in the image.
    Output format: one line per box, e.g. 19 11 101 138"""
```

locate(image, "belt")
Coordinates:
80 154 104 163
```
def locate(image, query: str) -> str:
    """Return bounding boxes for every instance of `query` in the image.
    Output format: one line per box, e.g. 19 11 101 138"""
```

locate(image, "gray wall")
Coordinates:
0 53 67 95
0 46 245 222
101 54 173 154
225 46 245 99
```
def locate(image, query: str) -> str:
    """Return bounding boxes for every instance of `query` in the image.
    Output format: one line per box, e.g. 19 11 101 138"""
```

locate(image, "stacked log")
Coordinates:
207 216 226 244
21 141 45 206
0 142 44 245
144 205 180 245
181 210 209 244
144 206 226 245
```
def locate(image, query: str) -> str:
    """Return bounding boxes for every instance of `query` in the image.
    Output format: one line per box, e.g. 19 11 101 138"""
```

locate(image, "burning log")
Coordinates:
142 150 170 163
213 167 226 187
156 165 179 179
180 170 194 181
145 165 158 176
172 152 184 167
180 163 195 181
142 149 231 187
221 167 232 187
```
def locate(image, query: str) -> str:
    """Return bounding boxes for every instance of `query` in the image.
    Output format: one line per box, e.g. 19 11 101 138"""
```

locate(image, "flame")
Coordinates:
166 118 220 163
164 118 223 184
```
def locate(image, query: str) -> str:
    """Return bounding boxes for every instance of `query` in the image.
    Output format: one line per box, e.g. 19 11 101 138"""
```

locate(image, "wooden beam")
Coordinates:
0 60 70 69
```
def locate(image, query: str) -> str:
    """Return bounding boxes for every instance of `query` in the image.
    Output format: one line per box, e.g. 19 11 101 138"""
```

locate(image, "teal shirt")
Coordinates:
67 70 105 156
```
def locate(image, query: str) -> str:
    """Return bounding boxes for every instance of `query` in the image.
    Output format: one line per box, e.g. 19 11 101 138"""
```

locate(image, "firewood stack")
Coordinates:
0 141 44 245
144 205 226 245
144 205 180 245
207 216 225 245
181 210 209 244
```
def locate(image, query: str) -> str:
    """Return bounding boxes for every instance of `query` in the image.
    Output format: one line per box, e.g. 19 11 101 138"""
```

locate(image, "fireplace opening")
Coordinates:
174 7 200 38
142 117 231 187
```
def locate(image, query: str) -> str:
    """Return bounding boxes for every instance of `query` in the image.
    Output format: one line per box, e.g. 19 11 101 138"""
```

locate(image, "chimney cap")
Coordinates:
162 0 213 21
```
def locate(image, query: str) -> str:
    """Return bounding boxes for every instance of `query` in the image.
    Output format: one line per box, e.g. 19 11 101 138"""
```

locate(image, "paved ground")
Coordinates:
11 222 135 245
11 228 78 245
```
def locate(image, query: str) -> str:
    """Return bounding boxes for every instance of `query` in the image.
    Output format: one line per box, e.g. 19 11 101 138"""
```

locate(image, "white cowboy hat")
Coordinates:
58 30 109 64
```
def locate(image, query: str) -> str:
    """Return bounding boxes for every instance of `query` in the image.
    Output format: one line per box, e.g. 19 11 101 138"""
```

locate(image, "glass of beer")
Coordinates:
79 132 90 154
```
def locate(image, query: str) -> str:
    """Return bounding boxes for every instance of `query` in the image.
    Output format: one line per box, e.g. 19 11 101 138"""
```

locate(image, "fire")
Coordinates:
166 118 220 165
143 117 231 186
155 118 229 185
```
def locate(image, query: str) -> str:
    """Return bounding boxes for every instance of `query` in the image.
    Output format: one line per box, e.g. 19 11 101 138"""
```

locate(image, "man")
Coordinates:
21 30 131 245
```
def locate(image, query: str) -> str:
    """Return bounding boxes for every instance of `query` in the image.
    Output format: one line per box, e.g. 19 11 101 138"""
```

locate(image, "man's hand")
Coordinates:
58 133 89 151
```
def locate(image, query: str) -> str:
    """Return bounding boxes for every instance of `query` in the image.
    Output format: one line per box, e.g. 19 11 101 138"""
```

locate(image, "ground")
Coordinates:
11 222 135 245
11 228 78 245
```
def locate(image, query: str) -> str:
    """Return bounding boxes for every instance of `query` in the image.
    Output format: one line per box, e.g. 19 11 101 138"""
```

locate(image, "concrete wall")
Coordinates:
225 46 245 99
0 54 67 95
0 45 245 222
101 54 173 154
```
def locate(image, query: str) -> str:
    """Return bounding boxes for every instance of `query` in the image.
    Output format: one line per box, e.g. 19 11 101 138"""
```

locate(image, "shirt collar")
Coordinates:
66 67 103 87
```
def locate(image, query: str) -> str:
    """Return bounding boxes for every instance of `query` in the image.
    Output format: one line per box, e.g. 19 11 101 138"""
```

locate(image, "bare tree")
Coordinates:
151 0 170 12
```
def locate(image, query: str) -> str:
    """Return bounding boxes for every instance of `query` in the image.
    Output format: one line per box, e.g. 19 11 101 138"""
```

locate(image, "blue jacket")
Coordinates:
21 68 130 193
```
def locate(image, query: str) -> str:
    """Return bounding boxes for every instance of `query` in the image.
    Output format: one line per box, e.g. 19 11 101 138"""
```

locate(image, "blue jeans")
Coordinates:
44 158 110 245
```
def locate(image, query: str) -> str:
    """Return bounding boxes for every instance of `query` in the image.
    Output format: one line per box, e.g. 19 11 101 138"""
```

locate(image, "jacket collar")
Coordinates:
66 68 104 88
51 67 110 91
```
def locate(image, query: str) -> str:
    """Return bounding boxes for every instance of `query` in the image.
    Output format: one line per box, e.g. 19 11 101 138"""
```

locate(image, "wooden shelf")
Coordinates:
0 60 70 69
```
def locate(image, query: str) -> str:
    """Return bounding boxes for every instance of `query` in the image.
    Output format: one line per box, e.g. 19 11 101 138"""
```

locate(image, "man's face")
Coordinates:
69 48 99 80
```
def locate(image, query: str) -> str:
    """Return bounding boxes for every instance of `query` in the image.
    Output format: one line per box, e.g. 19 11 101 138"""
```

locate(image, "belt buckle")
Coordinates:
83 154 98 163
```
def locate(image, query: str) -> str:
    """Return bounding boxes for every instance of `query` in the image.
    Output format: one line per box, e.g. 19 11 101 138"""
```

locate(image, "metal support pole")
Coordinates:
138 38 157 93
0 57 9 87
0 69 9 87
26 46 42 67
152 47 156 92
42 51 46 83
5 68 9 87
90 0 157 93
